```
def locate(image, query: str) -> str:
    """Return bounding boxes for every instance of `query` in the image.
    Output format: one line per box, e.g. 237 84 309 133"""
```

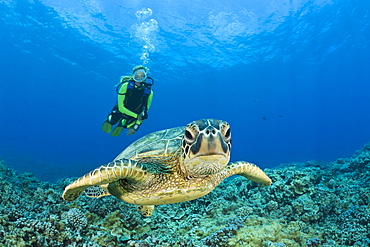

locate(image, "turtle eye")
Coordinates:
185 130 195 142
222 125 231 141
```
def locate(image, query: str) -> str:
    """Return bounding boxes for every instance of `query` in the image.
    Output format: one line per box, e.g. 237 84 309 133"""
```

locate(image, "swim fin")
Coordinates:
111 126 123 137
101 121 112 133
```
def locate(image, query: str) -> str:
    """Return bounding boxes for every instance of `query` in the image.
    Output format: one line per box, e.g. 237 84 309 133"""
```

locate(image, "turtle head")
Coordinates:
182 119 231 177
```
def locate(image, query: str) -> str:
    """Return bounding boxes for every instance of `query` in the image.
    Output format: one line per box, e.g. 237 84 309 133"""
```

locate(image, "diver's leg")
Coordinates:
111 118 127 137
102 105 120 133
101 115 113 133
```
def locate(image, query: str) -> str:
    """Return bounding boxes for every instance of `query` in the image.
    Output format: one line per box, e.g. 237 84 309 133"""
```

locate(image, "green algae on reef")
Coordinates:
0 143 369 246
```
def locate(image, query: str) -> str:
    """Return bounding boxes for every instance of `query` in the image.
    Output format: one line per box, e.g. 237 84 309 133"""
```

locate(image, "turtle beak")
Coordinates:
190 126 230 158
183 119 231 177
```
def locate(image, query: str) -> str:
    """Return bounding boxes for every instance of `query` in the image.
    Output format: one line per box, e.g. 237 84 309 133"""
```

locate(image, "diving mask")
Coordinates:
133 69 147 82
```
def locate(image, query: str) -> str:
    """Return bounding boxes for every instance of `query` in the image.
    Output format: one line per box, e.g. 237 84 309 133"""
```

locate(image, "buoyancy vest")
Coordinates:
117 78 153 114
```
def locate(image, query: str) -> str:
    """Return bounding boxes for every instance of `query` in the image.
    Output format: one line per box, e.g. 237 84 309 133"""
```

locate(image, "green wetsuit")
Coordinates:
117 81 153 128
102 79 153 136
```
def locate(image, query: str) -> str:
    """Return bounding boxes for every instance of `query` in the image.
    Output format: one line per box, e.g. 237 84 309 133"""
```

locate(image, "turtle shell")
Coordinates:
114 126 184 161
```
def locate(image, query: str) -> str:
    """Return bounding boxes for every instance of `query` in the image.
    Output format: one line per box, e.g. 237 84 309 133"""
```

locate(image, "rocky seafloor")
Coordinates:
1 144 369 247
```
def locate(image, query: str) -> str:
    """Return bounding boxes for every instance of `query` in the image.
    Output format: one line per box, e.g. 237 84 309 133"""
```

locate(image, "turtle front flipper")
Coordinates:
226 161 272 186
62 159 168 202
84 184 110 198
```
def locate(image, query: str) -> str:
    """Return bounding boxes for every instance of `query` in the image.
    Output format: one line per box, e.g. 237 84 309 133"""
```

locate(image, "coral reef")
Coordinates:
0 143 369 246
62 208 88 229
202 218 244 246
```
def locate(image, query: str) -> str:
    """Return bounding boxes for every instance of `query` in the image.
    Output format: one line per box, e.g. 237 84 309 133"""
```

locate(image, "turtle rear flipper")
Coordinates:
138 205 155 217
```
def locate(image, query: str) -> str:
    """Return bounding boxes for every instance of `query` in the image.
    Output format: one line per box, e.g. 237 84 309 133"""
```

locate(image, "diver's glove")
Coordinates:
126 128 136 135
138 112 148 121
126 123 140 135
142 111 148 120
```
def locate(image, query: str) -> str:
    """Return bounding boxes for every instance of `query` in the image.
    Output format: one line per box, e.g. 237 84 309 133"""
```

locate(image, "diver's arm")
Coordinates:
134 90 153 126
146 91 153 110
117 83 139 118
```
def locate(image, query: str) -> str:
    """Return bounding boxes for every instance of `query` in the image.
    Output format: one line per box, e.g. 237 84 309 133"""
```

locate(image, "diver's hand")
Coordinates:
138 113 144 121
126 128 136 135
141 111 148 120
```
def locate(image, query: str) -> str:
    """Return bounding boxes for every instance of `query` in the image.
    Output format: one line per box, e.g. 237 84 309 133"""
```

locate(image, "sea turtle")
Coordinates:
62 119 272 216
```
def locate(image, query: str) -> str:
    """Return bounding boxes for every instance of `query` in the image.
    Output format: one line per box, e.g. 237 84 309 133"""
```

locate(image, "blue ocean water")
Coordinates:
1 0 369 181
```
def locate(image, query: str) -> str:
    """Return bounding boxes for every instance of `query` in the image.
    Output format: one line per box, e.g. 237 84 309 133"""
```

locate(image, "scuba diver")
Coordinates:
101 65 154 136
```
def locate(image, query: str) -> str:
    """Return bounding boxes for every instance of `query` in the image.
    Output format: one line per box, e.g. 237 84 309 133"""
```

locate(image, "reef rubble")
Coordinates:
0 143 369 247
